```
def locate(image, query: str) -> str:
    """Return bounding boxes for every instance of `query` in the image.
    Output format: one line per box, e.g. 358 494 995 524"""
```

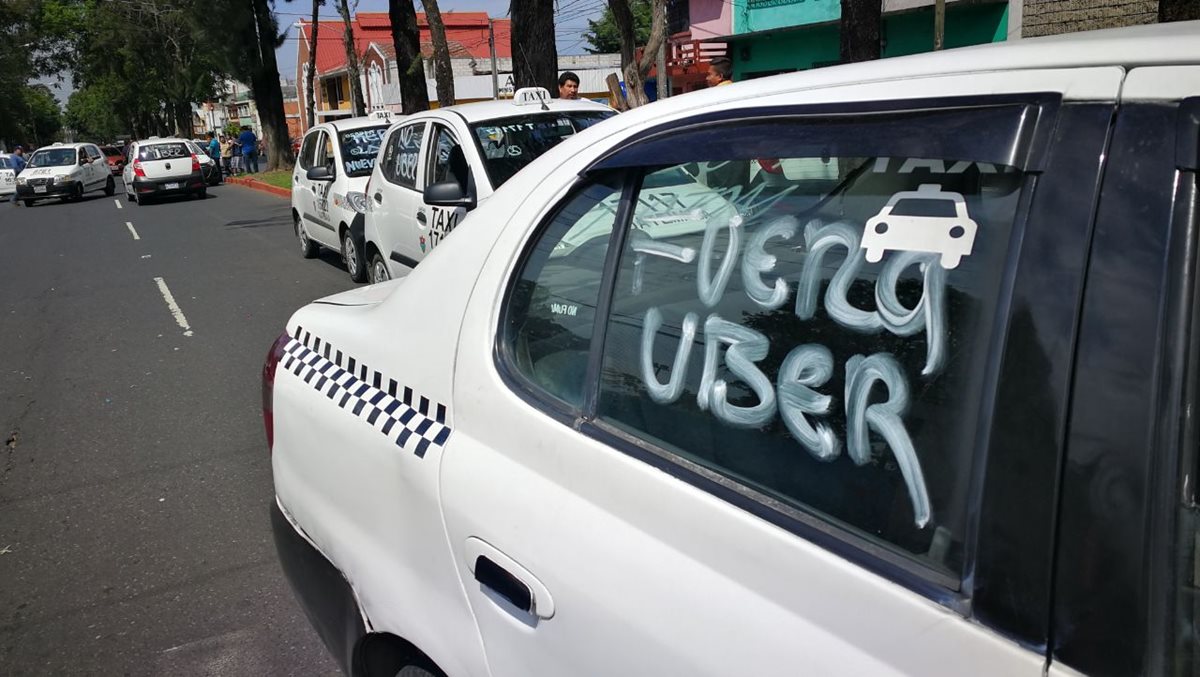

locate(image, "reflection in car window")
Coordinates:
28 148 78 167
298 132 320 170
137 143 191 161
891 197 959 218
471 111 614 189
339 125 388 177
594 152 1024 578
502 176 623 406
428 126 462 187
0 157 11 169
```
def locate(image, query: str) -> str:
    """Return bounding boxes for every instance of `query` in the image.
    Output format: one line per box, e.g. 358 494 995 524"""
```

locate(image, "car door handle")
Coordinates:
416 210 427 225
373 192 383 204
465 537 554 620
475 556 532 613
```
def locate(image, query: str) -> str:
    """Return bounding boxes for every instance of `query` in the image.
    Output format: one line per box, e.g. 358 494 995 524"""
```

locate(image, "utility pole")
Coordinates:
489 18 499 99
934 0 945 50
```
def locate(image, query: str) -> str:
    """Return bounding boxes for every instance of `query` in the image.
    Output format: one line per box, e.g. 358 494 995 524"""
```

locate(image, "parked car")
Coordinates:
353 88 614 283
14 142 115 206
290 111 395 282
265 21 1200 677
100 145 125 175
122 137 208 204
0 154 16 197
184 139 222 186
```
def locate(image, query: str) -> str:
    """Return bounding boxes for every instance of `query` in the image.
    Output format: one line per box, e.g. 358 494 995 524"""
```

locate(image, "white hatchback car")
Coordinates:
354 88 614 284
123 137 208 204
291 112 394 282
14 143 115 206
0 154 17 197
265 21 1200 677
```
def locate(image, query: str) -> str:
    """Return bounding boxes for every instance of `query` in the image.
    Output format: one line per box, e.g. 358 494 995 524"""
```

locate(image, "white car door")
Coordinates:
84 145 104 189
307 131 341 249
293 130 321 233
370 120 428 271
418 122 471 256
441 69 1125 677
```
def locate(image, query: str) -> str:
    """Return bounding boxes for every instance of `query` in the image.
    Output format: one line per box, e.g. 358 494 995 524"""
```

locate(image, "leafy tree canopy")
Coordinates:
584 0 651 55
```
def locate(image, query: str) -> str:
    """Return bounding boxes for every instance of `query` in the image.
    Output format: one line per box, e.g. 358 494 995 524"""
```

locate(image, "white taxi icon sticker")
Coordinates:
861 184 978 269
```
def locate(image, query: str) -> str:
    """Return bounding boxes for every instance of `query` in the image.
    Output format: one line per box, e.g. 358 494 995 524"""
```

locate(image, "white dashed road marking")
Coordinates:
114 199 122 209
125 221 140 241
153 277 193 337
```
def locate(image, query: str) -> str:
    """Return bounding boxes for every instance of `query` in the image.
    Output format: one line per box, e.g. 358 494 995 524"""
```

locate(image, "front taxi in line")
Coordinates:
290 112 393 282
264 21 1200 677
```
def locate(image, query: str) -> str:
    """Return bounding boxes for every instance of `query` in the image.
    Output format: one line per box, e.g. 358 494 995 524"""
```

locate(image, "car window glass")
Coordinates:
502 176 624 407
380 122 424 189
137 143 190 161
298 132 320 170
28 149 75 167
317 132 336 173
338 125 388 177
0 157 10 169
470 111 615 189
593 145 1025 578
427 125 463 188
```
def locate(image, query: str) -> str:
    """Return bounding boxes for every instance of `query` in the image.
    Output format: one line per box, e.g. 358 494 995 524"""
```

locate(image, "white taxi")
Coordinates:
0 154 17 197
15 142 115 206
291 112 394 282
265 21 1200 677
122 137 208 204
351 88 614 283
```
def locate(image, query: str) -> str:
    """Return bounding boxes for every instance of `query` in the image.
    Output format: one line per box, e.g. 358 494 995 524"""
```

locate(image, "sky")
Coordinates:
273 0 606 81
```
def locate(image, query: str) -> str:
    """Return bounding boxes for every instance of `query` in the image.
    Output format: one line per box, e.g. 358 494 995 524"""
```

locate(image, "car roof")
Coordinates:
324 114 397 134
136 137 193 145
610 21 1200 128
36 143 89 150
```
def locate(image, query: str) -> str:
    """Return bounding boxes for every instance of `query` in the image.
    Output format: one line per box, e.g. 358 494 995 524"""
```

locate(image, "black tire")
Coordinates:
369 252 391 284
196 189 207 200
68 182 83 202
22 199 34 207
296 214 318 259
126 191 135 202
138 194 151 206
103 176 115 196
343 229 367 283
395 667 437 677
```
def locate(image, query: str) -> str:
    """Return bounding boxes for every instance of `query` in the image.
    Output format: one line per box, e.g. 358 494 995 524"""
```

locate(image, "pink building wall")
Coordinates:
687 0 733 39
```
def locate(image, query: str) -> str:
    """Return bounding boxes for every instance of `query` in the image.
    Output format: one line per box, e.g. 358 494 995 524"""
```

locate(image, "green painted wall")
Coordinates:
736 0 840 36
732 3 1009 80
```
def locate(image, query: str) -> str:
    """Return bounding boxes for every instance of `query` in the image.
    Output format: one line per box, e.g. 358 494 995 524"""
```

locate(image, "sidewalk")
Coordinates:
225 175 290 199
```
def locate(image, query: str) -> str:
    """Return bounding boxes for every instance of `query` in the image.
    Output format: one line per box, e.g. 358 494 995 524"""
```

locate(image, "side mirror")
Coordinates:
423 180 476 210
306 166 334 182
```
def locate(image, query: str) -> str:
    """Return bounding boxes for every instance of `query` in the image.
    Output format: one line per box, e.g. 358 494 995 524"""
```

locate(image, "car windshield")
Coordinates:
28 149 77 167
138 143 191 161
470 111 615 188
339 125 389 178
102 147 122 158
0 157 10 169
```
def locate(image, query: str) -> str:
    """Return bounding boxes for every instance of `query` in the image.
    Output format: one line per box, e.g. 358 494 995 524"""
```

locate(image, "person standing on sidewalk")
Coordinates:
9 145 25 205
206 132 222 183
220 135 234 177
238 125 259 174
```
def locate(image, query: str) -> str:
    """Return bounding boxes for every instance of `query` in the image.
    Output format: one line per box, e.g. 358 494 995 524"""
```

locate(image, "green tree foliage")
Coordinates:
584 0 650 55
65 80 126 141
0 0 66 147
24 84 64 146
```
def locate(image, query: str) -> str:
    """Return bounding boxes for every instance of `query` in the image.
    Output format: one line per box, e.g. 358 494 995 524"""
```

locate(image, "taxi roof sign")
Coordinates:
369 110 393 121
513 87 552 106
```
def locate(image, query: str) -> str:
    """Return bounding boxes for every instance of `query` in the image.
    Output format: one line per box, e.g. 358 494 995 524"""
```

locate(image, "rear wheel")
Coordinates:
343 230 367 283
296 215 318 259
22 199 34 207
103 176 115 196
395 667 437 677
196 188 207 200
68 182 83 202
369 252 391 284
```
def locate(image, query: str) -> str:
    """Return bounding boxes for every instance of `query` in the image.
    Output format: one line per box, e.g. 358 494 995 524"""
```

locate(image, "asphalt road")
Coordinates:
0 179 355 675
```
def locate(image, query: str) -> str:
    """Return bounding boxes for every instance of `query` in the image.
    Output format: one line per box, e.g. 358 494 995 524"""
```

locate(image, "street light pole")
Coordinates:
934 0 946 50
489 18 499 99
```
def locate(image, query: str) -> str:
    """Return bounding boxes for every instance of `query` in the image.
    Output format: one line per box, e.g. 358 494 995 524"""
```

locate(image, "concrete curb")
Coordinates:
226 175 290 199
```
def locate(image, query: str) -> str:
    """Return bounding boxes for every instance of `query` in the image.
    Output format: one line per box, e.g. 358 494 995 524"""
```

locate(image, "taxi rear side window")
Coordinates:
138 143 190 161
500 102 1044 584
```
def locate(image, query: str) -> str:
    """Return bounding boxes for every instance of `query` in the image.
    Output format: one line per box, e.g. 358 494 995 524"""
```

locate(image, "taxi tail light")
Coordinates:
133 160 146 178
191 154 200 172
262 332 290 453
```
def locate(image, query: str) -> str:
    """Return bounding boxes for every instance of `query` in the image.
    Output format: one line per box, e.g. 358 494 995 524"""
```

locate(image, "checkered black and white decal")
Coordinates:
282 327 450 458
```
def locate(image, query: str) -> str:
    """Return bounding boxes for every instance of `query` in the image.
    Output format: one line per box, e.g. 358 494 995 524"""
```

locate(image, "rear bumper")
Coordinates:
271 498 364 675
131 172 205 196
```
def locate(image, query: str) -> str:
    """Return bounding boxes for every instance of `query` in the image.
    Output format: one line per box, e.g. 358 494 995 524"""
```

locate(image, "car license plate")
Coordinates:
33 186 46 194
164 182 179 190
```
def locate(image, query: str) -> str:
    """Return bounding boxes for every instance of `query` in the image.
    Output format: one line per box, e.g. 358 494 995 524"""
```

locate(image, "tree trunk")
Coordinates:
422 0 455 107
306 0 321 128
337 0 367 116
839 0 881 64
388 0 429 114
250 0 294 170
1160 0 1200 22
608 0 666 108
511 0 558 91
